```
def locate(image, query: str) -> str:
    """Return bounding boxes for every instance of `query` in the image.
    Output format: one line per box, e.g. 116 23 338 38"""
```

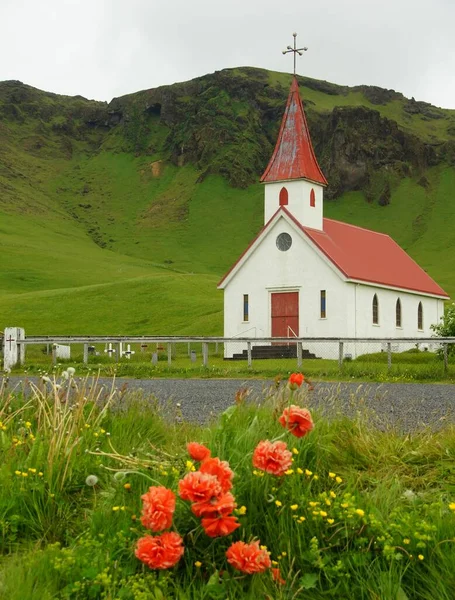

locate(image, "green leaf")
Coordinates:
300 573 318 590
396 587 409 600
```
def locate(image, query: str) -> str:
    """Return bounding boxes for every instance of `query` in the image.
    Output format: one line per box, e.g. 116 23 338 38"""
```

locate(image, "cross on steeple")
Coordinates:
282 32 308 76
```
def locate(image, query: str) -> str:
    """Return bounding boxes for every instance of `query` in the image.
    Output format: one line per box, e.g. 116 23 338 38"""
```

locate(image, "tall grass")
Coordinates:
1 373 455 598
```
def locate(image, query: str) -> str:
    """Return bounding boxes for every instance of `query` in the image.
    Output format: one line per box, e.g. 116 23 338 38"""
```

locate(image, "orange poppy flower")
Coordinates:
252 440 293 476
272 567 286 585
187 442 211 462
191 492 236 518
288 372 305 390
135 532 184 570
226 540 271 574
279 405 314 438
178 471 222 503
140 486 176 532
201 514 240 538
199 457 234 493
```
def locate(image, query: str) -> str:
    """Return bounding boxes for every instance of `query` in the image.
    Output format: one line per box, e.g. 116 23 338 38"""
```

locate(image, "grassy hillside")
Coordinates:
0 68 454 335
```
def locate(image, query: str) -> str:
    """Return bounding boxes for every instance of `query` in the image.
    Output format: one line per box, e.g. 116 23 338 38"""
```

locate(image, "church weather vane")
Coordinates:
282 32 308 76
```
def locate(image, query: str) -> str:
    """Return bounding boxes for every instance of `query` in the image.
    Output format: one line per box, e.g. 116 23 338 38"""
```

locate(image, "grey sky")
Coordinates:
1 0 454 108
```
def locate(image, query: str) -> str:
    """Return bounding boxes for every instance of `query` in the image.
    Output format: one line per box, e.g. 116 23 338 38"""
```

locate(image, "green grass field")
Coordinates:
2 375 455 599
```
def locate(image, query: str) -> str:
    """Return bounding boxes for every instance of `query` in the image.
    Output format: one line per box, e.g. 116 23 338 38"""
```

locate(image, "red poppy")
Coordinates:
252 440 293 476
191 492 236 518
226 540 271 574
178 471 222 503
135 532 184 570
199 457 234 493
201 514 240 538
288 372 305 390
187 442 211 462
272 567 286 585
279 405 314 438
140 486 176 532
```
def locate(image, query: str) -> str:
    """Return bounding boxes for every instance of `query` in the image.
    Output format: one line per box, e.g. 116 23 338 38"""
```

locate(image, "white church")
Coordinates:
218 76 449 358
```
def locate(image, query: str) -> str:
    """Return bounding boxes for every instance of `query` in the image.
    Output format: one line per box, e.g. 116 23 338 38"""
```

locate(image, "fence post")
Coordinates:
297 341 302 369
338 341 344 369
202 342 208 367
83 344 88 364
167 343 172 366
247 342 252 367
52 344 57 365
444 343 448 373
387 342 392 371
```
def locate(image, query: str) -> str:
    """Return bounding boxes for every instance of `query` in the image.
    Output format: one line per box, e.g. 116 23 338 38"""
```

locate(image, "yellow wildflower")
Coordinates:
38 472 43 477
186 460 196 472
195 561 202 568
112 506 120 511
15 470 21 476
281 551 287 557
285 469 294 475
403 538 410 545
325 499 331 506
236 505 247 515
336 476 343 484
355 509 365 517
275 500 282 507
124 483 131 490
327 518 335 524
305 469 313 476
296 468 303 475
313 475 319 480
290 504 299 511
330 491 336 498
28 468 37 473
449 503 455 511
25 422 32 428
320 511 328 517
271 560 278 567
298 516 306 522
21 472 28 477
309 501 320 507
418 554 424 561
341 503 349 508
292 448 299 455
329 472 336 478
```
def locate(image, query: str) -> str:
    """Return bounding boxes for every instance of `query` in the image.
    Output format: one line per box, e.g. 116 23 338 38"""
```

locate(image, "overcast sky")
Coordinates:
1 0 454 109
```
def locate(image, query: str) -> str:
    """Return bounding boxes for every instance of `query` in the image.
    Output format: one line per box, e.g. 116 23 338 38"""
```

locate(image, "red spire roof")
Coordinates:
260 77 328 185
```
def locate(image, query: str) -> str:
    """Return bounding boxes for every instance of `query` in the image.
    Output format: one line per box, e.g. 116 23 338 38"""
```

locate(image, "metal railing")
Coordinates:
2 335 455 373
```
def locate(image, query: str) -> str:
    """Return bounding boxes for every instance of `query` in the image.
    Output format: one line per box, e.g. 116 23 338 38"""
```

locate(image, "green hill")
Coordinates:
0 68 454 334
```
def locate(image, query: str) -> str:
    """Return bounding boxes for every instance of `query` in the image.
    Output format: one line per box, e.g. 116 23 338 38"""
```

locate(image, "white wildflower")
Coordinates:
85 475 99 487
67 367 76 377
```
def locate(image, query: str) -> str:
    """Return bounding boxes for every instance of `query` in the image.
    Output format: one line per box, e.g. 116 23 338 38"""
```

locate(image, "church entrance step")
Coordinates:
227 345 319 360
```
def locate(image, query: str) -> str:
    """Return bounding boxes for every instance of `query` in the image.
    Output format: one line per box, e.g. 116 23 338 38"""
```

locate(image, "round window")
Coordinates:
276 232 292 252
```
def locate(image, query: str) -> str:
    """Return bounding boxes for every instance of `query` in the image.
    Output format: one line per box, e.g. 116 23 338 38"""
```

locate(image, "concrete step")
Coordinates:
228 345 319 360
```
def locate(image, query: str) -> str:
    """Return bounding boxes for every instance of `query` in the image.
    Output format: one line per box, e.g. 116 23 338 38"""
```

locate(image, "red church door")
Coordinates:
271 292 299 341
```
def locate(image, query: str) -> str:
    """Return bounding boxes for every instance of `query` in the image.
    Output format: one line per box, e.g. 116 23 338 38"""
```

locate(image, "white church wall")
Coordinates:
223 216 353 357
264 180 323 230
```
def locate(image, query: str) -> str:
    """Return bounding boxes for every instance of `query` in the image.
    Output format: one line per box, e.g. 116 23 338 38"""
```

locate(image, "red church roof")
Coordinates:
260 78 328 185
218 208 449 298
299 216 449 298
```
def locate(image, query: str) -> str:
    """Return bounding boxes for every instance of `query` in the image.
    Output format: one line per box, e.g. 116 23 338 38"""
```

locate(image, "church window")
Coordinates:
418 302 423 330
372 294 379 325
243 294 249 322
276 232 292 251
279 187 289 206
320 290 326 318
310 188 316 207
396 298 402 328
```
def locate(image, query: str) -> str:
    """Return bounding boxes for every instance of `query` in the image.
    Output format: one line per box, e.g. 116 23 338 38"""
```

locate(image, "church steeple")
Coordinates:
260 77 327 185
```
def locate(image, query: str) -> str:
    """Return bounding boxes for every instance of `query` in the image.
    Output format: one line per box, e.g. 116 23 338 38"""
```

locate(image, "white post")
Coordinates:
3 327 25 370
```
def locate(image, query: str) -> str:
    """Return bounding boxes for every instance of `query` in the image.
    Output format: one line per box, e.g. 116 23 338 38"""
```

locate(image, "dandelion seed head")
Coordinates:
85 475 99 486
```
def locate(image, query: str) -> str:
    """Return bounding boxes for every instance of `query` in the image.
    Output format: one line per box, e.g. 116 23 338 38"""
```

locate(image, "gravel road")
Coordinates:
5 376 455 433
